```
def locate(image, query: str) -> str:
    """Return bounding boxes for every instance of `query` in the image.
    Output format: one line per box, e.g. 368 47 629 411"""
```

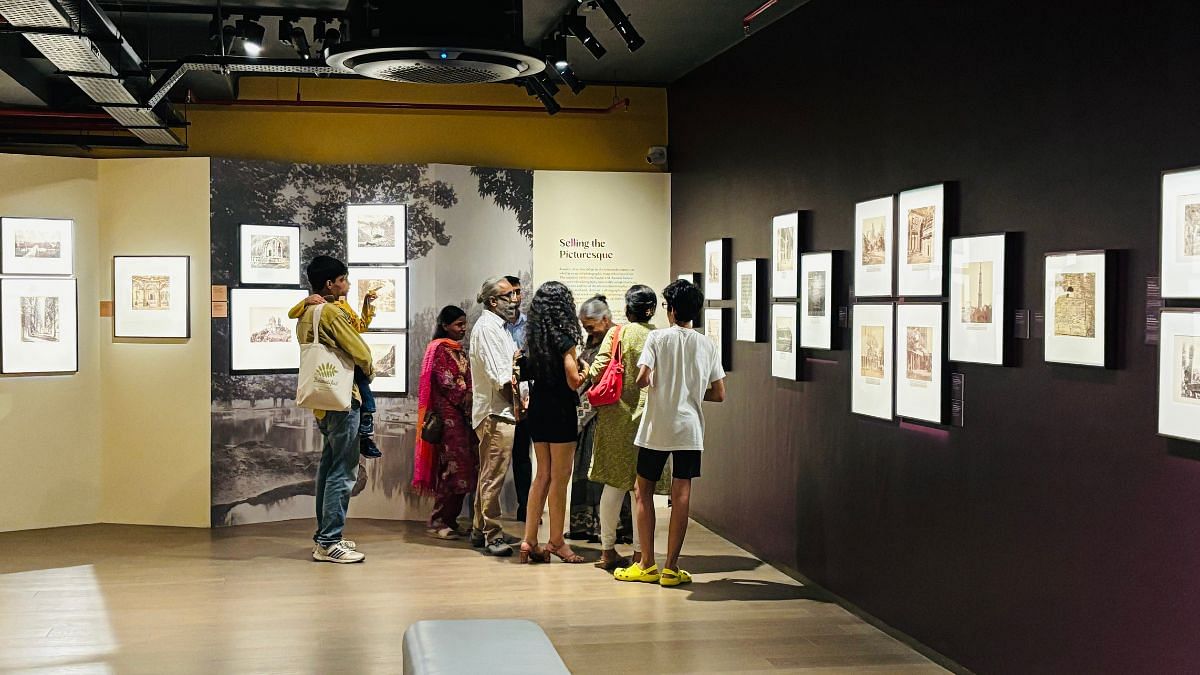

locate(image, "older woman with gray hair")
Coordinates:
567 294 614 542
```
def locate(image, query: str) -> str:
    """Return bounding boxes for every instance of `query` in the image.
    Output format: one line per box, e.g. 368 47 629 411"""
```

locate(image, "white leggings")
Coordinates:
599 484 639 552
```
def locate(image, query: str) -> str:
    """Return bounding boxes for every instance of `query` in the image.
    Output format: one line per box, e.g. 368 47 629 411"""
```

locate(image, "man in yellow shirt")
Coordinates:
295 256 375 564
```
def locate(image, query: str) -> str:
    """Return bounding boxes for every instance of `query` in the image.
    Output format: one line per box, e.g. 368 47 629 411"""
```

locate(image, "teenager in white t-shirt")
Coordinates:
615 279 726 587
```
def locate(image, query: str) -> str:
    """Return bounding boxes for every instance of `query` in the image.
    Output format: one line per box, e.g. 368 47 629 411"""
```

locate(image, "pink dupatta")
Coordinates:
412 338 460 494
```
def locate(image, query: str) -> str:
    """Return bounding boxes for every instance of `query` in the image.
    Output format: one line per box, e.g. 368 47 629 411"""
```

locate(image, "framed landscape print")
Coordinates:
348 266 408 330
1159 309 1200 443
735 259 766 342
771 302 799 380
897 184 945 297
230 287 307 374
1 217 74 276
1044 250 1113 367
771 211 800 298
704 238 731 301
362 332 408 394
347 204 408 265
800 251 834 350
851 303 894 420
113 256 190 339
895 302 944 424
1 277 77 374
1160 167 1200 298
949 233 1007 365
702 307 732 371
854 196 894 298
239 224 301 286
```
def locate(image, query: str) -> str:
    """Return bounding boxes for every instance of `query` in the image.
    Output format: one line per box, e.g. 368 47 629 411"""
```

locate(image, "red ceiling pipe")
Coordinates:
188 96 631 115
743 0 780 33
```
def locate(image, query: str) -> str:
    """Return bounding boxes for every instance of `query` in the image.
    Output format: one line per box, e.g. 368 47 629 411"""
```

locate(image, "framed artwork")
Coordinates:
897 184 945 297
735 258 766 342
1160 167 1200 298
362 332 408 394
854 195 894 298
230 287 307 374
1044 250 1114 368
348 266 408 330
677 272 702 285
771 211 800 298
113 256 190 339
702 307 732 371
800 251 835 350
771 302 799 380
1 277 78 374
895 302 944 424
1 217 74 276
1159 309 1200 443
949 233 1008 365
239 224 301 286
851 303 894 420
704 238 731 301
347 204 408 265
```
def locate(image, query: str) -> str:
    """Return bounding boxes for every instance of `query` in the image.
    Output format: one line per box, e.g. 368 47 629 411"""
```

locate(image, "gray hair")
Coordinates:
578 295 611 321
477 276 507 305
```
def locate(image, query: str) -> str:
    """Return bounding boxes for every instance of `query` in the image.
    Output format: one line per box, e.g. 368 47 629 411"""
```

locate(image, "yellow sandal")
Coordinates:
659 568 692 587
614 564 660 583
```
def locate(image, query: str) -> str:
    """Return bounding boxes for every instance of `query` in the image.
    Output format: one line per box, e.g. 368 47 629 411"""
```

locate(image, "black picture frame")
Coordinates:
701 306 733 371
849 300 896 422
228 287 307 375
1043 248 1117 369
894 299 948 427
770 210 802 300
112 255 192 339
948 231 1013 367
0 276 80 376
853 192 897 300
1157 307 1200 444
704 237 733 303
238 223 303 288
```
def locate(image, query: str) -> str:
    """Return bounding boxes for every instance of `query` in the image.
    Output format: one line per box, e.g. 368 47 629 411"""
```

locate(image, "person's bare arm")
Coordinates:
704 378 726 402
636 364 652 389
564 347 586 390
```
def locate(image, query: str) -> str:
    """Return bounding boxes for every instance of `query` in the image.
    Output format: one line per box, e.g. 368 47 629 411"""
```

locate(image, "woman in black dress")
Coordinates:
519 281 588 564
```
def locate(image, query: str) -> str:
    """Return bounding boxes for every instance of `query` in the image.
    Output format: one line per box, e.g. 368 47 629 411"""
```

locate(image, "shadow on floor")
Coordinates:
680 577 834 603
678 554 764 574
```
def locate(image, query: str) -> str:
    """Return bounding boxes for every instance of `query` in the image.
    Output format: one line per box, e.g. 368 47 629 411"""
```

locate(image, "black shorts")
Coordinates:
637 447 701 481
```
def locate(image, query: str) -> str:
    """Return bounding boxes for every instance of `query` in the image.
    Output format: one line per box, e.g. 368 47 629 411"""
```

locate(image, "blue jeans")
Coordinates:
314 400 361 547
354 368 376 440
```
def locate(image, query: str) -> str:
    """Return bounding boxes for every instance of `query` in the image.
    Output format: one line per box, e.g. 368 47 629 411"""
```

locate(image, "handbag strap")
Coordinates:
310 303 324 345
609 324 622 360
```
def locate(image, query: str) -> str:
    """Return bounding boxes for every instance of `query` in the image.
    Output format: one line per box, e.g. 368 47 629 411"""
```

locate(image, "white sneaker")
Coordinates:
313 542 365 563
340 539 357 550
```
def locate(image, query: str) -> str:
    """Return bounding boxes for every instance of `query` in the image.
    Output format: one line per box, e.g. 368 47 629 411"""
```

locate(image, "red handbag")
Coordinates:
586 325 624 407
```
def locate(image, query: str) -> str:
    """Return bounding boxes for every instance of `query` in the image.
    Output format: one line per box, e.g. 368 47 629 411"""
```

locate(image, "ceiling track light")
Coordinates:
235 15 266 57
594 0 644 52
522 77 561 115
563 15 605 60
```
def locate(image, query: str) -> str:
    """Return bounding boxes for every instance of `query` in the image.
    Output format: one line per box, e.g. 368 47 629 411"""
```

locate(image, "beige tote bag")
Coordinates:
296 303 355 411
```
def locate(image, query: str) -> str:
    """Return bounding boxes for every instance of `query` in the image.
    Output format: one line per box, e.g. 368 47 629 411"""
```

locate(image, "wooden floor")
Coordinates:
0 512 946 674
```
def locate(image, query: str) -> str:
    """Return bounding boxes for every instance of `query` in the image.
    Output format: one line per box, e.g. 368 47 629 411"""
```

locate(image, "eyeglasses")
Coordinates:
495 289 522 301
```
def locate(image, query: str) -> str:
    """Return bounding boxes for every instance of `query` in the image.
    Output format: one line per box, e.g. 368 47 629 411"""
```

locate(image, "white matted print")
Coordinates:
1 277 77 374
949 234 1006 365
735 259 760 342
851 303 894 420
1161 168 1200 298
230 288 307 373
702 307 730 371
771 303 798 380
800 252 834 350
895 303 943 424
114 256 190 338
854 196 894 297
1 217 73 275
897 184 945 296
704 238 728 301
239 224 301 286
1044 251 1108 367
348 266 408 330
772 212 800 297
1159 310 1200 442
677 272 702 285
363 332 408 394
347 204 408 264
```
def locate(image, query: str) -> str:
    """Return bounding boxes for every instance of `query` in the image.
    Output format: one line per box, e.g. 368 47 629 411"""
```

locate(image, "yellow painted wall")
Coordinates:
97 158 211 527
0 154 102 532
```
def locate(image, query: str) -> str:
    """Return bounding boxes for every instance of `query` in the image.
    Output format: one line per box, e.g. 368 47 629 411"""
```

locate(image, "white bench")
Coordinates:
403 619 570 674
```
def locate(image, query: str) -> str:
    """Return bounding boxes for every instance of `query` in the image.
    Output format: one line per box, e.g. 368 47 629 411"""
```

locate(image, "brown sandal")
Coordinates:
594 553 630 572
546 541 586 564
518 541 551 564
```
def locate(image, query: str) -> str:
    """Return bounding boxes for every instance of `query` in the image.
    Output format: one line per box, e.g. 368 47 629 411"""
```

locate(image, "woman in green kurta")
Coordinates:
587 284 669 570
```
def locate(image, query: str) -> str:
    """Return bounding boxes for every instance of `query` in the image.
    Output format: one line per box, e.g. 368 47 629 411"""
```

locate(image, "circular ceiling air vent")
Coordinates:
326 46 546 84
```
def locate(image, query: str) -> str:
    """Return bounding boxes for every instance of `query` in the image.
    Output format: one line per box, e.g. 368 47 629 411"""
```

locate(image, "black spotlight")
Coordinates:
553 64 585 95
235 15 266 56
563 15 605 60
595 0 644 52
290 26 311 59
278 17 297 45
523 77 561 115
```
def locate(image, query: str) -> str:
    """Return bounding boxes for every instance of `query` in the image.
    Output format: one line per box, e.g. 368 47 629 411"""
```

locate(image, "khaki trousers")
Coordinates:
473 417 515 541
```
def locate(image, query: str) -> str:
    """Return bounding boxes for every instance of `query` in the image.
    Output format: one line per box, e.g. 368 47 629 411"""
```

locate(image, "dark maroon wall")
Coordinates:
669 1 1200 672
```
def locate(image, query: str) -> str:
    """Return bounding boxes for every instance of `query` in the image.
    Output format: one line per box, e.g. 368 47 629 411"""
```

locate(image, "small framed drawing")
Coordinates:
771 211 800 298
347 204 407 265
1 277 78 374
362 332 408 394
800 251 835 350
949 233 1008 365
1044 250 1114 368
1160 167 1200 298
348 266 408 330
704 238 731 301
677 272 702 285
1 217 74 276
895 302 944 424
851 303 894 420
1159 309 1200 443
771 302 799 380
854 195 894 298
702 307 732 371
239 224 301 286
897 184 945 297
113 256 190 339
735 258 767 342
230 287 307 374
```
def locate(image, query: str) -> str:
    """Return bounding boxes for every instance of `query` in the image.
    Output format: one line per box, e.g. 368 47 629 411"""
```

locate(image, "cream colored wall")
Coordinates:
0 155 102 533
97 158 211 527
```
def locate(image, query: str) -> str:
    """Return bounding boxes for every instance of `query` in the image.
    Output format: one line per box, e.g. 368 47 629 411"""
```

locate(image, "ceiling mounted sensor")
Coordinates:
326 1 544 84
